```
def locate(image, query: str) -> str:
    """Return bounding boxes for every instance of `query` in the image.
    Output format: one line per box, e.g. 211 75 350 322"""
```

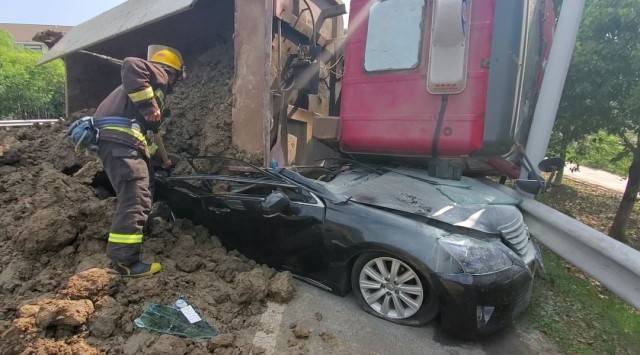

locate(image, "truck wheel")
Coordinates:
351 253 439 326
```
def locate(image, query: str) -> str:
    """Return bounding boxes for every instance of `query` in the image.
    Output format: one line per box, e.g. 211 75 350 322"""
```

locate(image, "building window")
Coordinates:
17 42 46 53
364 0 426 72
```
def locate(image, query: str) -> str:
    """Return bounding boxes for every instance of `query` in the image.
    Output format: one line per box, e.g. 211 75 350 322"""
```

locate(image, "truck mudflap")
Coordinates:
436 263 534 339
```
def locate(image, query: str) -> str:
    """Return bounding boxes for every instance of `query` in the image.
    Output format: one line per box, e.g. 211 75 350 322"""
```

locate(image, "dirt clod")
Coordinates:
88 296 123 338
232 268 269 304
269 271 296 303
14 207 79 254
144 334 188 355
211 333 236 348
292 324 312 339
61 268 119 301
287 337 309 355
20 299 95 328
20 338 99 355
319 331 336 343
72 160 102 185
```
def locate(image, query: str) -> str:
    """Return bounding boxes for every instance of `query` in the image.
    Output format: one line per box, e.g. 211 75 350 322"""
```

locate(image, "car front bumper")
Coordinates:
436 262 535 339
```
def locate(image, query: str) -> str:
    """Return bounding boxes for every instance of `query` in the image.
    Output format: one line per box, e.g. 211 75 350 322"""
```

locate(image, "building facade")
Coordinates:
0 23 72 52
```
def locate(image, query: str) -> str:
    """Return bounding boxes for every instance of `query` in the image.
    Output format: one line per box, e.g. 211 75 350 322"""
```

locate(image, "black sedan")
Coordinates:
155 157 541 338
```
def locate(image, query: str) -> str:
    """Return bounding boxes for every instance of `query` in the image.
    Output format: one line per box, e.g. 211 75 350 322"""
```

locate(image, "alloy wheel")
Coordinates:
358 256 424 319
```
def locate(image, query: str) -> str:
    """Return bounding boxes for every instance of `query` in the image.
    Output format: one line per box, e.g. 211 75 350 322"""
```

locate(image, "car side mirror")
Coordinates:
515 179 544 195
262 191 290 216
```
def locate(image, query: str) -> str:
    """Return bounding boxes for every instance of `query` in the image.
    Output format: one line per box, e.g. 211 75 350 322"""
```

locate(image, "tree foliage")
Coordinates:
550 0 620 182
552 0 640 241
0 30 65 119
566 131 633 176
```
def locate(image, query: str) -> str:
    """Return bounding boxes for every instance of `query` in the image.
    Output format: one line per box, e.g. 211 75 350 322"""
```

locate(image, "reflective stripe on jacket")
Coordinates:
94 117 148 153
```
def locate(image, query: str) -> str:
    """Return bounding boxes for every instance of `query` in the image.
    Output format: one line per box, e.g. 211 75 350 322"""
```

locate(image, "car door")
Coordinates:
168 157 327 272
259 192 328 278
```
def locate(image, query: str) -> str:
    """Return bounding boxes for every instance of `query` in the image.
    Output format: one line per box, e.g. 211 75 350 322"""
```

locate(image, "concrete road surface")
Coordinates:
564 165 632 195
252 281 558 355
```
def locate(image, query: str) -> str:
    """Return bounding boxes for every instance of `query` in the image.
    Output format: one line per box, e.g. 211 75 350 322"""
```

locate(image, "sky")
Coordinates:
343 0 351 25
0 0 350 26
0 0 127 26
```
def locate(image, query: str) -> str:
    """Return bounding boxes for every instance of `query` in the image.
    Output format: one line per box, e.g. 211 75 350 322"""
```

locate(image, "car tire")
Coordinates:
351 252 439 326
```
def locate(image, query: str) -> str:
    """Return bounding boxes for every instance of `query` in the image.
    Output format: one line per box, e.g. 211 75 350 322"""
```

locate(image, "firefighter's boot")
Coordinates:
114 261 162 277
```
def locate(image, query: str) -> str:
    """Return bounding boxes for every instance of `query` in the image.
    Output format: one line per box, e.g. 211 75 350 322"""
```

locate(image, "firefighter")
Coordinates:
93 45 185 277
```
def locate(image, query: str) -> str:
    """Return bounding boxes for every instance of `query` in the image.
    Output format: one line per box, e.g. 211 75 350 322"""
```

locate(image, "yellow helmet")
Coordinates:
147 45 184 72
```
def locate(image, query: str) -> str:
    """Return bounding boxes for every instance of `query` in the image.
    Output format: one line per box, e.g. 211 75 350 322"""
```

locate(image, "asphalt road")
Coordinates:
252 281 558 355
564 165 635 195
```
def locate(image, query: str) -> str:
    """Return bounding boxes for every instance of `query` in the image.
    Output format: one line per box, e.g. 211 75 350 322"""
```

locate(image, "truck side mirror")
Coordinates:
515 179 545 195
538 157 565 173
262 191 290 216
538 157 565 190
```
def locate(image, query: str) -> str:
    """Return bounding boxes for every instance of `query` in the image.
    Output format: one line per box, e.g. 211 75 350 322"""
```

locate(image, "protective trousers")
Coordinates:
98 141 152 265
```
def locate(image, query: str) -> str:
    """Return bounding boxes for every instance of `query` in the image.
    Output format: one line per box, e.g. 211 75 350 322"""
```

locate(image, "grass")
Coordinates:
539 178 640 250
524 178 640 354
564 131 633 177
525 248 640 354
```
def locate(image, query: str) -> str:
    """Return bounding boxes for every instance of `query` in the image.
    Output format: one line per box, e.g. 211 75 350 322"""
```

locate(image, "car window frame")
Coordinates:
163 156 345 204
166 174 315 201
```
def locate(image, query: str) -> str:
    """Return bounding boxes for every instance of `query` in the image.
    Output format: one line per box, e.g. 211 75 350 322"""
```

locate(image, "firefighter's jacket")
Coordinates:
94 57 169 152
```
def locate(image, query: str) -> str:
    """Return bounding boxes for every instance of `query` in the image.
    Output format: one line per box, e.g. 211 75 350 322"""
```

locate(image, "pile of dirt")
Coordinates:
163 45 235 158
1 213 295 354
0 122 94 174
1 123 296 354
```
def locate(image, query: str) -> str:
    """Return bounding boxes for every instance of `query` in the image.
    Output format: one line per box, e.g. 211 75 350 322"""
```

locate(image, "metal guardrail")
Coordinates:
522 198 640 309
0 119 63 128
492 183 640 309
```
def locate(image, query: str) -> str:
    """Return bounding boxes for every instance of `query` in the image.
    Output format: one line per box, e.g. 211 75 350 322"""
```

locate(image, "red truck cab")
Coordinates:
339 0 555 171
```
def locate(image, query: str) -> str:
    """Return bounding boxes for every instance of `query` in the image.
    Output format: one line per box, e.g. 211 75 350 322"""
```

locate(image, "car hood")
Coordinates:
336 168 525 235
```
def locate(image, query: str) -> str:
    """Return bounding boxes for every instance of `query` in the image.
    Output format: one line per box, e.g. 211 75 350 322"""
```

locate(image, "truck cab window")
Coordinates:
364 0 426 72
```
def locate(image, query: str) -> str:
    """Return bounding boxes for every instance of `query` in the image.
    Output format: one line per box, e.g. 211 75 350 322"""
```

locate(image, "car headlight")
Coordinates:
438 235 513 275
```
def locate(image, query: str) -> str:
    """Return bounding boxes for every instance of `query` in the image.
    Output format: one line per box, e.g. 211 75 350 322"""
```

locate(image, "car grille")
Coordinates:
497 213 530 256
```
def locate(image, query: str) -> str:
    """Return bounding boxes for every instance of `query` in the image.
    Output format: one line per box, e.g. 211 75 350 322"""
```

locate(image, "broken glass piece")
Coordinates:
134 303 217 339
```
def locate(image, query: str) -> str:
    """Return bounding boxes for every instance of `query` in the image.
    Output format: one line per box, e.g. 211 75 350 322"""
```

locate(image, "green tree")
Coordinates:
565 0 640 242
564 131 632 176
550 57 608 183
550 0 618 184
0 30 65 119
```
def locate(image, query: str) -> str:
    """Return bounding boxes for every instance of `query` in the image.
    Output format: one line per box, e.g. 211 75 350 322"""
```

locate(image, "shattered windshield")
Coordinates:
135 303 217 339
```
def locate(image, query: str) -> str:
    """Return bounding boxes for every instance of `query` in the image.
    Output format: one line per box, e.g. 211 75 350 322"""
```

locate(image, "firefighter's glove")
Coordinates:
145 107 161 123
161 159 173 170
